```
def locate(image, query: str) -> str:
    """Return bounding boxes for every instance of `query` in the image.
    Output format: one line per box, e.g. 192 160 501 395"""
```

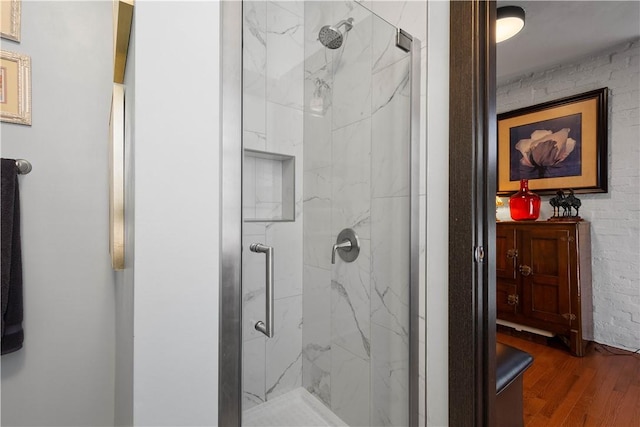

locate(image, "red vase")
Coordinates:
509 179 541 221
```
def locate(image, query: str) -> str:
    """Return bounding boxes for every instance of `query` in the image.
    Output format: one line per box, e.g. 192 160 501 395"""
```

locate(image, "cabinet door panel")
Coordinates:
531 237 560 277
497 280 518 317
520 228 571 327
496 224 516 280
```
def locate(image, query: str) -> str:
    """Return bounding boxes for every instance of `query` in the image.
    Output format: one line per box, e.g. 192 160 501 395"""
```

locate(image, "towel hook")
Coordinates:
15 159 32 175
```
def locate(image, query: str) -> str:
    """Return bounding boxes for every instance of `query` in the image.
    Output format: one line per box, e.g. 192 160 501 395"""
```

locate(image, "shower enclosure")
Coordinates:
221 1 421 425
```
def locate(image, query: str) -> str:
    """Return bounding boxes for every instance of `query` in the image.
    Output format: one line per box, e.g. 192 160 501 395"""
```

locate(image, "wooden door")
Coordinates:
520 227 572 329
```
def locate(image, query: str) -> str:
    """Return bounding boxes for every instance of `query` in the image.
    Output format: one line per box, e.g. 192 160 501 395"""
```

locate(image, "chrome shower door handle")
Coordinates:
250 243 274 338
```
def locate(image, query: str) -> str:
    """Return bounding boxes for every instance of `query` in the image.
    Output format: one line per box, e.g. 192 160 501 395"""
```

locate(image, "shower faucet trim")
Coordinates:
331 228 360 264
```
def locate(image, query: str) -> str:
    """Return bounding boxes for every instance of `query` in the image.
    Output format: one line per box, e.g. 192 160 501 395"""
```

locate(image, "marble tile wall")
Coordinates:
364 2 428 426
244 155 284 220
302 1 334 413
302 2 419 427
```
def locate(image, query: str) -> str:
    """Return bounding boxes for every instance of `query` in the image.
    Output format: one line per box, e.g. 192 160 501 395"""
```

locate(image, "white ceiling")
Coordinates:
497 1 640 84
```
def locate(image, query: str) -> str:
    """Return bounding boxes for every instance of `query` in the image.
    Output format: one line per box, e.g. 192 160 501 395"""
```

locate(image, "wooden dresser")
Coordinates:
496 220 593 356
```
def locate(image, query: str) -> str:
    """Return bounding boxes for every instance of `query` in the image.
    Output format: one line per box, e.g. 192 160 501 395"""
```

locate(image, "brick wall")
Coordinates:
497 39 640 351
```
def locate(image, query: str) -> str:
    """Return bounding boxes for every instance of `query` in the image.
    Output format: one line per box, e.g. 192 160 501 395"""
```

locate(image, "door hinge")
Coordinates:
474 246 485 263
562 313 577 321
507 294 519 305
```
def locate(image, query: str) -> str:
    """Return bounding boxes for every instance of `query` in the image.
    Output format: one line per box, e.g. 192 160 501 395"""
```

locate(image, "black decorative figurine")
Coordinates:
549 189 582 220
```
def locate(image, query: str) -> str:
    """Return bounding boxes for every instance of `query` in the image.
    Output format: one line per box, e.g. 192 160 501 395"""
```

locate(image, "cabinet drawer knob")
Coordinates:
519 264 533 276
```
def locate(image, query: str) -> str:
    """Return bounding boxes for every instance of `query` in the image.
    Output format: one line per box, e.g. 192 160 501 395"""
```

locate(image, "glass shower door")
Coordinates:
241 1 416 426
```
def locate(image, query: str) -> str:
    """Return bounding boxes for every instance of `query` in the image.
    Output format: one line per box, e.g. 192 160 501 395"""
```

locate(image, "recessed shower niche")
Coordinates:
243 149 295 222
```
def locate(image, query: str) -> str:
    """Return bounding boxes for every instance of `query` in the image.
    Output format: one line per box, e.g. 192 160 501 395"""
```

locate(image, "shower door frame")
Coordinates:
219 1 243 426
219 2 422 425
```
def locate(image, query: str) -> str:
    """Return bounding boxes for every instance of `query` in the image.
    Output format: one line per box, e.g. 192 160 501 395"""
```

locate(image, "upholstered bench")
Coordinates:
496 342 534 427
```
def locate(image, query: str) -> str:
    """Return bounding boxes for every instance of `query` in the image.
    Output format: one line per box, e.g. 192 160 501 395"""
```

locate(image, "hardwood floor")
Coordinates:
497 332 640 426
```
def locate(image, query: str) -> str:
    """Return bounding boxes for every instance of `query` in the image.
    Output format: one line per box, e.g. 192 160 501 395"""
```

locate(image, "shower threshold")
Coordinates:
243 388 349 427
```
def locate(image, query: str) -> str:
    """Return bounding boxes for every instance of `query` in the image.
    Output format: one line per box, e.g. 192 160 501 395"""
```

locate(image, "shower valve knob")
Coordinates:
331 240 352 264
331 228 360 264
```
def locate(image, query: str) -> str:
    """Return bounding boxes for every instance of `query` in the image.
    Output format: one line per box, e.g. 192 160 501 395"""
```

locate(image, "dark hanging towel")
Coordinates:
1 158 24 355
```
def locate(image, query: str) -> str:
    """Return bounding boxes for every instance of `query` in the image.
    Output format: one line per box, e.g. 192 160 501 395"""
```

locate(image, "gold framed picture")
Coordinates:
113 0 134 83
0 49 31 125
497 88 608 195
109 83 125 270
1 0 21 42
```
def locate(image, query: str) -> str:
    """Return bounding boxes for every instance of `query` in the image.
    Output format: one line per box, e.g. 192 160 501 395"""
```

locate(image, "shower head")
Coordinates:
319 25 344 49
318 18 354 49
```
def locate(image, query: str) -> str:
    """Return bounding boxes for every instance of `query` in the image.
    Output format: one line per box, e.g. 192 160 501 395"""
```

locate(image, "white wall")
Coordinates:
114 15 135 427
425 1 450 426
0 1 115 426
497 39 640 351
132 1 220 425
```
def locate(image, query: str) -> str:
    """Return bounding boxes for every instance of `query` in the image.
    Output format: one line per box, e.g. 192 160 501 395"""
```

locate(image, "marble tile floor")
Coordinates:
243 387 348 427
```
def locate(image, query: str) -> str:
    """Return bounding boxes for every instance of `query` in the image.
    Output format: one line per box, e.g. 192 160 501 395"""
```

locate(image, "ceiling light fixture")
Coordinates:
497 6 525 43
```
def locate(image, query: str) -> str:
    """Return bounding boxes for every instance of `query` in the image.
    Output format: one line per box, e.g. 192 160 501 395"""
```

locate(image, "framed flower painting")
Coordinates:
497 88 608 195
0 49 31 125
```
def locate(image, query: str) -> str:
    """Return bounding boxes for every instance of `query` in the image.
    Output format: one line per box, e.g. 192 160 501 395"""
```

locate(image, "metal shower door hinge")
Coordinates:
474 246 485 263
396 28 412 52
